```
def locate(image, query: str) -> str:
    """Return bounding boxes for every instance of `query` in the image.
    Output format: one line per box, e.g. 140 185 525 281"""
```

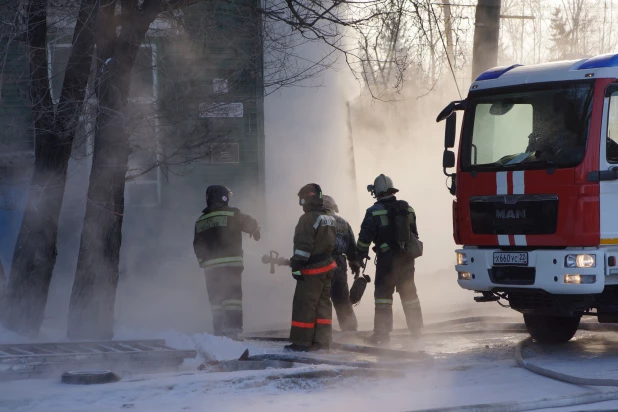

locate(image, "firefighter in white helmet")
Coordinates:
356 174 423 344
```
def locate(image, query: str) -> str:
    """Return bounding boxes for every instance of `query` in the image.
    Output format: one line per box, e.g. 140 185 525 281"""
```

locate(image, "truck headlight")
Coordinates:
564 274 596 284
565 254 596 268
458 271 472 280
457 252 468 265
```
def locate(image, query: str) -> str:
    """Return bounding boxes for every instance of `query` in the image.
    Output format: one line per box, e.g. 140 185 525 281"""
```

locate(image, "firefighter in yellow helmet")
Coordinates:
285 183 337 352
193 185 261 340
356 174 423 344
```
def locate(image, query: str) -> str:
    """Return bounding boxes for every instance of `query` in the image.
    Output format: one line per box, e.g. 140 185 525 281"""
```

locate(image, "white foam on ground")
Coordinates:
114 327 270 361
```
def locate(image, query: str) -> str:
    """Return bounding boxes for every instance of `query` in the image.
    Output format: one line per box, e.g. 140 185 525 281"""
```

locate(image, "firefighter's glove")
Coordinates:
290 261 304 281
349 260 361 276
252 230 261 241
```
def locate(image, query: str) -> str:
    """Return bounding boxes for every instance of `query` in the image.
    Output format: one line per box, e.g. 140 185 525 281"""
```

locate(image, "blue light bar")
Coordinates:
475 64 522 81
578 54 618 70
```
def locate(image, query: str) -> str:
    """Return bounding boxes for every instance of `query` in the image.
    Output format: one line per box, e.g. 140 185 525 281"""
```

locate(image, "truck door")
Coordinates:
600 84 618 244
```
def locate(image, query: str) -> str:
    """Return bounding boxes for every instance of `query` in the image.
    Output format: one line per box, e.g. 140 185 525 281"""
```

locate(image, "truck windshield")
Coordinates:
462 81 594 171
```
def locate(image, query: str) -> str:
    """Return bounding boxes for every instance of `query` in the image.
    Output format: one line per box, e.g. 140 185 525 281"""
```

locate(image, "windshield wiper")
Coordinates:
520 159 560 169
471 161 506 169
505 152 534 166
471 158 560 170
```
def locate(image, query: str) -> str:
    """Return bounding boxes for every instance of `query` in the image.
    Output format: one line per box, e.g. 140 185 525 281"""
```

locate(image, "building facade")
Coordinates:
0 1 265 302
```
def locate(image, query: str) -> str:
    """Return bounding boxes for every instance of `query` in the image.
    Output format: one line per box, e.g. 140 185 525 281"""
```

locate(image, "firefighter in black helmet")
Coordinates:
356 174 423 344
286 183 337 352
323 195 361 331
193 185 261 340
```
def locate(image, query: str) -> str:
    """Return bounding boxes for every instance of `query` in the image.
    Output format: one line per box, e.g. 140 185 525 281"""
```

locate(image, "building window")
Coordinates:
211 142 240 163
213 78 229 94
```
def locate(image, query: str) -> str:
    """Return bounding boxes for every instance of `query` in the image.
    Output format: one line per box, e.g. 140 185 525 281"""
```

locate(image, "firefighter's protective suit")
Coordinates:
357 175 423 343
287 184 337 351
323 195 360 331
193 185 260 339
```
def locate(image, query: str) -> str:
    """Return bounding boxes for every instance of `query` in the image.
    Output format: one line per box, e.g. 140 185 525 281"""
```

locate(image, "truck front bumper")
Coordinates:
455 247 606 294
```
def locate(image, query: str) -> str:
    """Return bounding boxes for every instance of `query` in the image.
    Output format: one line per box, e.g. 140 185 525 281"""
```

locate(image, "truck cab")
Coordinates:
439 54 618 343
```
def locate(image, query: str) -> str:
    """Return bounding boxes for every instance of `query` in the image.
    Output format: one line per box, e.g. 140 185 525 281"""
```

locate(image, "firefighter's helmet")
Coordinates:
206 185 232 206
323 195 339 213
298 183 323 209
367 174 398 198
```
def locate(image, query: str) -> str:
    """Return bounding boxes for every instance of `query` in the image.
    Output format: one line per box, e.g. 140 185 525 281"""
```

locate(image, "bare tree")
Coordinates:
0 0 431 339
358 0 469 99
1 0 99 337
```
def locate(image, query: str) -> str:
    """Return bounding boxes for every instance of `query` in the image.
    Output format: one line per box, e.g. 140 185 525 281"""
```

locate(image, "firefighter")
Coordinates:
357 174 423 344
323 195 361 331
286 183 337 352
193 185 261 340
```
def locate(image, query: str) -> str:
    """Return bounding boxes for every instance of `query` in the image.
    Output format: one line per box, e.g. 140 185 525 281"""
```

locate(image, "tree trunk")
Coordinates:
442 0 454 66
67 2 161 340
2 0 99 337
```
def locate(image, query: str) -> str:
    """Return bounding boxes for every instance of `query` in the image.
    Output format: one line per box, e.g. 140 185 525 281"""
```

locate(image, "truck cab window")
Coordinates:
463 82 594 171
607 91 618 163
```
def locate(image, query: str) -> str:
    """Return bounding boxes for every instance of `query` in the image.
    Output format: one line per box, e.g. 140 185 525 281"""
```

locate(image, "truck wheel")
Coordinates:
523 314 581 344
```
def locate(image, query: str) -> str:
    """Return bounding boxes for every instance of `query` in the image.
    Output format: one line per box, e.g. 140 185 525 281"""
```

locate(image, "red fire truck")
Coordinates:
439 54 618 343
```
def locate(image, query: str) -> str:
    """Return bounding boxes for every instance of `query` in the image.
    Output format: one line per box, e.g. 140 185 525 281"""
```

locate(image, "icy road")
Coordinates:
3 322 618 412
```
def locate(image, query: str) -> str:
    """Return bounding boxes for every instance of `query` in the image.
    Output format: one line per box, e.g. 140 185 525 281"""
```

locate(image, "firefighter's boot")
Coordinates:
364 331 391 345
402 297 423 337
284 343 316 352
212 307 224 336
221 299 243 340
334 303 358 332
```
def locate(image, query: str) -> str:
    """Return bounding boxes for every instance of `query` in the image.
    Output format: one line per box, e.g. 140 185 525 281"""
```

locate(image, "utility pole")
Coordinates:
442 0 455 66
471 0 502 82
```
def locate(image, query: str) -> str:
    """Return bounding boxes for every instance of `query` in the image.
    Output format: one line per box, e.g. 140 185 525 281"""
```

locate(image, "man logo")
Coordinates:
496 209 527 219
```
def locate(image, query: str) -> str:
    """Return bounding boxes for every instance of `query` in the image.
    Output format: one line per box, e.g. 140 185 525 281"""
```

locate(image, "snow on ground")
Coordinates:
4 325 618 412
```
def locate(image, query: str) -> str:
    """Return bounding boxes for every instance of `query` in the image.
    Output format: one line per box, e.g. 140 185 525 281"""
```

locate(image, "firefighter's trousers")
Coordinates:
331 256 358 331
290 270 334 347
374 250 423 334
204 266 243 336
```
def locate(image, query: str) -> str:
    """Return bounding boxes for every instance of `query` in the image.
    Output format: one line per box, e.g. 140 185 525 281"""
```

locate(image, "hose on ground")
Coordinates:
246 353 423 369
412 336 618 412
514 337 618 387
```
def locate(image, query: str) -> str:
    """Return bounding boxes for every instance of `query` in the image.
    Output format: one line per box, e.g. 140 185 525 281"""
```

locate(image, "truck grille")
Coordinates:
470 194 558 235
488 266 536 285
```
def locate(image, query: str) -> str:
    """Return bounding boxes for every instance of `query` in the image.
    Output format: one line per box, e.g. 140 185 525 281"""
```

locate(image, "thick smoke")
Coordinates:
30 27 487 340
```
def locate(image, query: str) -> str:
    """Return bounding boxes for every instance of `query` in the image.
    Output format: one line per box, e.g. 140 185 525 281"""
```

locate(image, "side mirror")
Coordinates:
443 150 456 169
445 113 457 148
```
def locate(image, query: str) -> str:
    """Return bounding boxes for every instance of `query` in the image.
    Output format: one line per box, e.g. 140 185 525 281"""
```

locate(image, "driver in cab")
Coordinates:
525 93 583 165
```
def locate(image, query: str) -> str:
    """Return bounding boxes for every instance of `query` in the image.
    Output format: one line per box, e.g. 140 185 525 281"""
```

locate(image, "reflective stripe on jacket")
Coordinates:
291 209 336 272
193 205 259 269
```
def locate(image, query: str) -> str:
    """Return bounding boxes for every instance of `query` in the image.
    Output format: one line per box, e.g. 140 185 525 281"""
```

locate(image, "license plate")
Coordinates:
493 252 528 266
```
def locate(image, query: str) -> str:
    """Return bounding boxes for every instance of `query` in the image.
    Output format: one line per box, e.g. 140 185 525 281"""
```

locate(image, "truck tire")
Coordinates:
523 314 581 344
61 370 120 385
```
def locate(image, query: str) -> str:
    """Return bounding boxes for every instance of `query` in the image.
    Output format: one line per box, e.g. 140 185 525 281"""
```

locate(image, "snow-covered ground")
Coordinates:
3 320 618 412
